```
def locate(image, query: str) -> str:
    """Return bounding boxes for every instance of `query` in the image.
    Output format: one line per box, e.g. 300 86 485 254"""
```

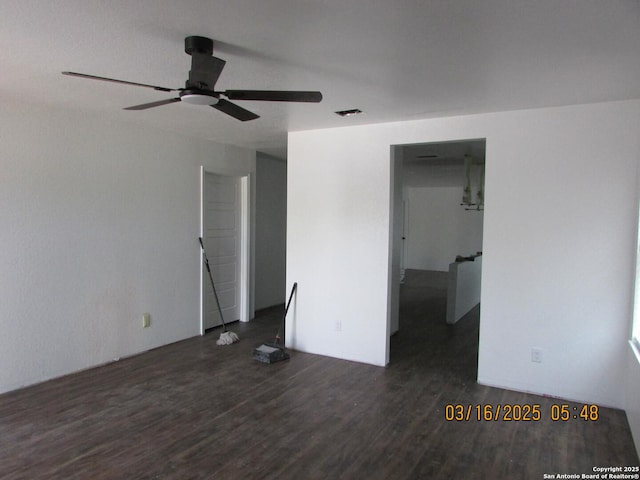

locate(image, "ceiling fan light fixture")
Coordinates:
180 92 219 106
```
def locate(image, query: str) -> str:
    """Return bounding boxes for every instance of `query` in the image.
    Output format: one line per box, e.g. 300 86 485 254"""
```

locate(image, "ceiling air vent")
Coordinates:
335 108 363 117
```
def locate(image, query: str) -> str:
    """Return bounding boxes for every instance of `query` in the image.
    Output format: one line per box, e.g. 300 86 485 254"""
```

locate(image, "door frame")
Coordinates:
200 167 252 335
387 139 486 364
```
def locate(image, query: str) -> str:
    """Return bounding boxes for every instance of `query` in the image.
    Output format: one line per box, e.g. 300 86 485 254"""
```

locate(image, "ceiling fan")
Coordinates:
62 36 323 122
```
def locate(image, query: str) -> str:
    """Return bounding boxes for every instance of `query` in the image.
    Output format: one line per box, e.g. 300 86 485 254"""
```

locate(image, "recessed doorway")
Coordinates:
200 168 251 335
388 139 486 371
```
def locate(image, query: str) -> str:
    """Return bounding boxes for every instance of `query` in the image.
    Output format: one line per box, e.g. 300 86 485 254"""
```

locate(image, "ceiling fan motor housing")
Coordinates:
185 36 214 56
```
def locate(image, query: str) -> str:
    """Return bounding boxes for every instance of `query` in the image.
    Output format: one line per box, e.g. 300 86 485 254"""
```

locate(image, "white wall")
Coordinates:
287 132 392 366
0 100 255 394
405 186 484 271
447 257 482 324
287 100 640 411
255 153 287 310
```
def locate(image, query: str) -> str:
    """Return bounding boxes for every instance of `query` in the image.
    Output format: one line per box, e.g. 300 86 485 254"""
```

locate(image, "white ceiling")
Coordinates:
1 0 639 159
401 139 485 188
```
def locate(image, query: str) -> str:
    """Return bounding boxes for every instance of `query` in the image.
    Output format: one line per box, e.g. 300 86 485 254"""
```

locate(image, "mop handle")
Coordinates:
199 237 228 332
199 237 209 270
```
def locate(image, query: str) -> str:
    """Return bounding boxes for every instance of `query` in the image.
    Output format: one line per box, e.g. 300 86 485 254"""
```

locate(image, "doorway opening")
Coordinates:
387 139 486 373
200 168 251 335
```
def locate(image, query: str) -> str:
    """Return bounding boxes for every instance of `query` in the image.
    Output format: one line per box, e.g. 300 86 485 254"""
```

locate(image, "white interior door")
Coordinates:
202 172 241 330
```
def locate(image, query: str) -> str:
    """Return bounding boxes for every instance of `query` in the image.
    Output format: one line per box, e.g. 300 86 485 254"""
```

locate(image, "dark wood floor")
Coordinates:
1 270 638 479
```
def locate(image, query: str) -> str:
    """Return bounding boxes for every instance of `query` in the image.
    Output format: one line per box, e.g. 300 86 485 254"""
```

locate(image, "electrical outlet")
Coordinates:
531 347 542 363
335 320 342 332
142 313 151 328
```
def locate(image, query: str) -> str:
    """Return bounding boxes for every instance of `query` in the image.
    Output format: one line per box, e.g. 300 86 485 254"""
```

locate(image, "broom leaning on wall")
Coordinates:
199 237 240 345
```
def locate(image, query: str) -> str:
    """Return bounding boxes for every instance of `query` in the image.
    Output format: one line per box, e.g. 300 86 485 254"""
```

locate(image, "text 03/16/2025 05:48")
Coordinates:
444 404 599 422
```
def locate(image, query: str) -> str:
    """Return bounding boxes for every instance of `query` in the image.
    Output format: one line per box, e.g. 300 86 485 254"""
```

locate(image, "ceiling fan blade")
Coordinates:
224 90 323 103
62 71 177 92
124 98 181 110
212 98 259 121
189 54 226 90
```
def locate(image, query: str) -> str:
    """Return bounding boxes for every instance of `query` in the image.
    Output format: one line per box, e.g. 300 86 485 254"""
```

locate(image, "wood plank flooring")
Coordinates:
1 269 638 479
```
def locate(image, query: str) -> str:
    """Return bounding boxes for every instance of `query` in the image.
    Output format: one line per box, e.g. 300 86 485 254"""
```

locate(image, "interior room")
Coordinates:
1 1 640 478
